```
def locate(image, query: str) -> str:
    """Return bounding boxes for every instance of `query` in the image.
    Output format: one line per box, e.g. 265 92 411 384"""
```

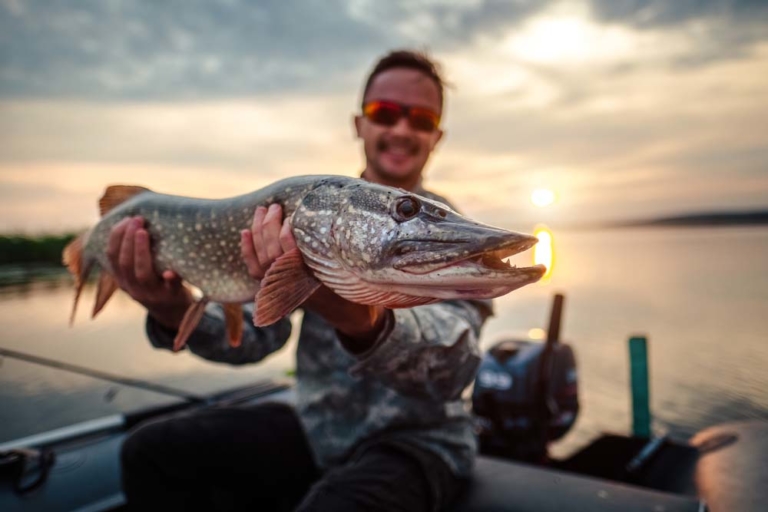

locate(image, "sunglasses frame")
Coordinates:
362 100 441 133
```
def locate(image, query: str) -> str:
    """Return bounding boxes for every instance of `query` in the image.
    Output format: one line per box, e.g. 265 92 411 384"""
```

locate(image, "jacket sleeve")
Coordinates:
145 302 293 366
341 299 493 401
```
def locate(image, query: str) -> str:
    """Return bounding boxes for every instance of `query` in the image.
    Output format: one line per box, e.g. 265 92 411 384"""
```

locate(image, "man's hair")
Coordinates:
361 49 446 110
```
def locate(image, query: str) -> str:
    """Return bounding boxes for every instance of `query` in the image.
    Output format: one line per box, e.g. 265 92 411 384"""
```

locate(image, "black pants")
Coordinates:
120 402 463 511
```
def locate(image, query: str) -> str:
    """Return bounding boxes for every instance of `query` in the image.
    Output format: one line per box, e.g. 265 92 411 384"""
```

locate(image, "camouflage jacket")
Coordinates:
145 186 493 477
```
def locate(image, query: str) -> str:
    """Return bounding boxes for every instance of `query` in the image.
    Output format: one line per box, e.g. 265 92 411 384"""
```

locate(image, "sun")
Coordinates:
531 188 555 207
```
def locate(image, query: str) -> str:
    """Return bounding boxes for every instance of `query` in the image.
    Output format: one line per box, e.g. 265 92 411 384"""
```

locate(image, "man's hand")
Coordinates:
241 204 389 350
240 204 296 280
106 216 193 330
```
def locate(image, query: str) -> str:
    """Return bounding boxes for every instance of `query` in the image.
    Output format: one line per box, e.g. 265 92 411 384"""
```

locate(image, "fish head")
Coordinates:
291 178 546 305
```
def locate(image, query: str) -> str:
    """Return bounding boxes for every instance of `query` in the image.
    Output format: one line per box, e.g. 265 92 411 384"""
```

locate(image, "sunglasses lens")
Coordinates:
364 102 440 132
408 110 439 132
365 102 401 127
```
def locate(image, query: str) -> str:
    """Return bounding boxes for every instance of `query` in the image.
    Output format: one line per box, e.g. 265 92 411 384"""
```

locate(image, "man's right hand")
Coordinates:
106 216 193 330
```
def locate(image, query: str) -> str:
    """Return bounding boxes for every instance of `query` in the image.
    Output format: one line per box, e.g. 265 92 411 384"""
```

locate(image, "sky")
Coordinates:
1 0 767 234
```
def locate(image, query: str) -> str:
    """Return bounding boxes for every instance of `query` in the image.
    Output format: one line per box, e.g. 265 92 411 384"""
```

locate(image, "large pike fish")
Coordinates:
64 175 546 351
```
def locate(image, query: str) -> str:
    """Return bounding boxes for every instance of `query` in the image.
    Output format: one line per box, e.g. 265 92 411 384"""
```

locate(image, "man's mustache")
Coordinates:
377 137 418 155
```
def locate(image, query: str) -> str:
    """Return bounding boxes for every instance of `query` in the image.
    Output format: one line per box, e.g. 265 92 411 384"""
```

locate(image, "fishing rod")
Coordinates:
0 347 206 404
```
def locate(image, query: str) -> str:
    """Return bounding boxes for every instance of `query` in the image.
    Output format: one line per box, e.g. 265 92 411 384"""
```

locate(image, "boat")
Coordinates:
1 294 766 511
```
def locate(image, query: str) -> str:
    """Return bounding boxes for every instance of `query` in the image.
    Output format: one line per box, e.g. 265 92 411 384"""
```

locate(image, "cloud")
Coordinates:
4 0 766 101
440 32 768 159
588 0 768 66
0 96 359 169
0 0 548 101
589 0 768 28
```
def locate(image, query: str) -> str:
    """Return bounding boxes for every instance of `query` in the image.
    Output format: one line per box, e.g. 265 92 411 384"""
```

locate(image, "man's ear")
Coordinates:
353 114 363 139
430 128 444 150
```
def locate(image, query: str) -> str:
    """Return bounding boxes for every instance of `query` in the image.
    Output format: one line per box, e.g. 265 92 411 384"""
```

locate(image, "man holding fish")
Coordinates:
111 50 526 511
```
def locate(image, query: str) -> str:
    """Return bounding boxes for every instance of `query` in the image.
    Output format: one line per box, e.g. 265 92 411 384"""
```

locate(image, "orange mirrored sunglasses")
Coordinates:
362 100 441 133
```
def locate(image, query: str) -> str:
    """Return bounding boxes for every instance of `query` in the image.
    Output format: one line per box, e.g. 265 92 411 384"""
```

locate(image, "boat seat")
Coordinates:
451 455 704 512
691 420 768 512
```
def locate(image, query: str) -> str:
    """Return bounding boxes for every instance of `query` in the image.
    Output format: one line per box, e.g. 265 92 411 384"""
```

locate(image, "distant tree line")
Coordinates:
0 234 78 265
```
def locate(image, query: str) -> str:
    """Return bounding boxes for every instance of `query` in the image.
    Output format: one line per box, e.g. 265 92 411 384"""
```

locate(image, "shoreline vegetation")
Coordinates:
0 234 77 287
0 234 77 266
604 210 768 229
565 209 768 231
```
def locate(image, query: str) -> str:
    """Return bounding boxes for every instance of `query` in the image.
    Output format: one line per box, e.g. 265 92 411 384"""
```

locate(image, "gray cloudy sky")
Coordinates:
1 0 767 232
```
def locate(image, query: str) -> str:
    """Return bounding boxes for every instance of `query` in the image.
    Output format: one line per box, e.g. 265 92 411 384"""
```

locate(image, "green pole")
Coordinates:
629 336 651 438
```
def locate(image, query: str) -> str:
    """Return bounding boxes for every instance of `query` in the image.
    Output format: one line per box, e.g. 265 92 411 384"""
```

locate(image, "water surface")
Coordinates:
1 226 767 458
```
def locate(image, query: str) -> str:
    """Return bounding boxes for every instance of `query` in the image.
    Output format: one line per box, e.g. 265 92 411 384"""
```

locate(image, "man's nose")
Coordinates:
390 116 414 135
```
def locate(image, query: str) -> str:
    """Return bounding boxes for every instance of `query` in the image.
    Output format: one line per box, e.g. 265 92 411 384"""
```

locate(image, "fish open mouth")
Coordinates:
473 243 536 271
399 236 546 279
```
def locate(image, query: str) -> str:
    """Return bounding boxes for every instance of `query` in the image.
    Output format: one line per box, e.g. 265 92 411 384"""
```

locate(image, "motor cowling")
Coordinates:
472 338 579 463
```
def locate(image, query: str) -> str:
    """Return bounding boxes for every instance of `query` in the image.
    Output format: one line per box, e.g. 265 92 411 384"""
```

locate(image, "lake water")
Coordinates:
1 226 767 459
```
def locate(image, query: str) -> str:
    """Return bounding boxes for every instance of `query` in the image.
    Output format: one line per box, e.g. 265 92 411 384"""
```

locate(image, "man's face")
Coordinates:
355 68 444 186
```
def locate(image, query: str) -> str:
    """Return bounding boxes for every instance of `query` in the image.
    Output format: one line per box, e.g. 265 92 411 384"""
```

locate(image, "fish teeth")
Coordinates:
503 257 512 267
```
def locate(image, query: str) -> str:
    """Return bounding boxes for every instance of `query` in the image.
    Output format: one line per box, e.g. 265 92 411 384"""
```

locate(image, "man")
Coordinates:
115 50 493 511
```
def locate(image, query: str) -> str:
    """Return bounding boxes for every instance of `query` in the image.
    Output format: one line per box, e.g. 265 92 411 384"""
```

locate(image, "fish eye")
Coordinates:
393 196 420 222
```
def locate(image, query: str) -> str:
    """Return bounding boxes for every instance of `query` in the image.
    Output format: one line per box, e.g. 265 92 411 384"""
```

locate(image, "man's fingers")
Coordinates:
133 222 158 285
279 218 297 252
118 217 140 286
250 206 269 265
106 217 131 270
162 270 183 294
263 204 284 262
162 270 180 282
241 229 265 279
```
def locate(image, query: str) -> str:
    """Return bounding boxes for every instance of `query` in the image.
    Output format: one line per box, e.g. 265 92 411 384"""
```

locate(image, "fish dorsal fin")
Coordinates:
99 185 151 216
255 248 321 327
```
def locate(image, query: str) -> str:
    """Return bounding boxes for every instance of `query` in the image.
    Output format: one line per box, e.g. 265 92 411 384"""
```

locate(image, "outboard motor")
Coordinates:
472 294 579 464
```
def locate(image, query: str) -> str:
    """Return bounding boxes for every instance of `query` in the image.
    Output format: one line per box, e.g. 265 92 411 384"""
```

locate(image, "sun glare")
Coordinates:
502 12 635 66
531 188 555 207
514 18 590 63
533 225 554 280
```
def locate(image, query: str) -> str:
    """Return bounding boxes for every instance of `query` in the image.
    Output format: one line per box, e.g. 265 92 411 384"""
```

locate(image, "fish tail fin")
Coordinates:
62 232 95 326
99 185 151 216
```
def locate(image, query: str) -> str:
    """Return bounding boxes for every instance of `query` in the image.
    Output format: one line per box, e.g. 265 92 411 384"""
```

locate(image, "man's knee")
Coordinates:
297 475 358 512
297 448 432 512
120 417 176 471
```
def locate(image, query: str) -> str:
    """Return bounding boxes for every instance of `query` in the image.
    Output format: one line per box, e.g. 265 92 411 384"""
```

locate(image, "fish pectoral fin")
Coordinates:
223 303 244 348
92 272 119 319
173 299 210 352
99 185 151 216
254 248 321 327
